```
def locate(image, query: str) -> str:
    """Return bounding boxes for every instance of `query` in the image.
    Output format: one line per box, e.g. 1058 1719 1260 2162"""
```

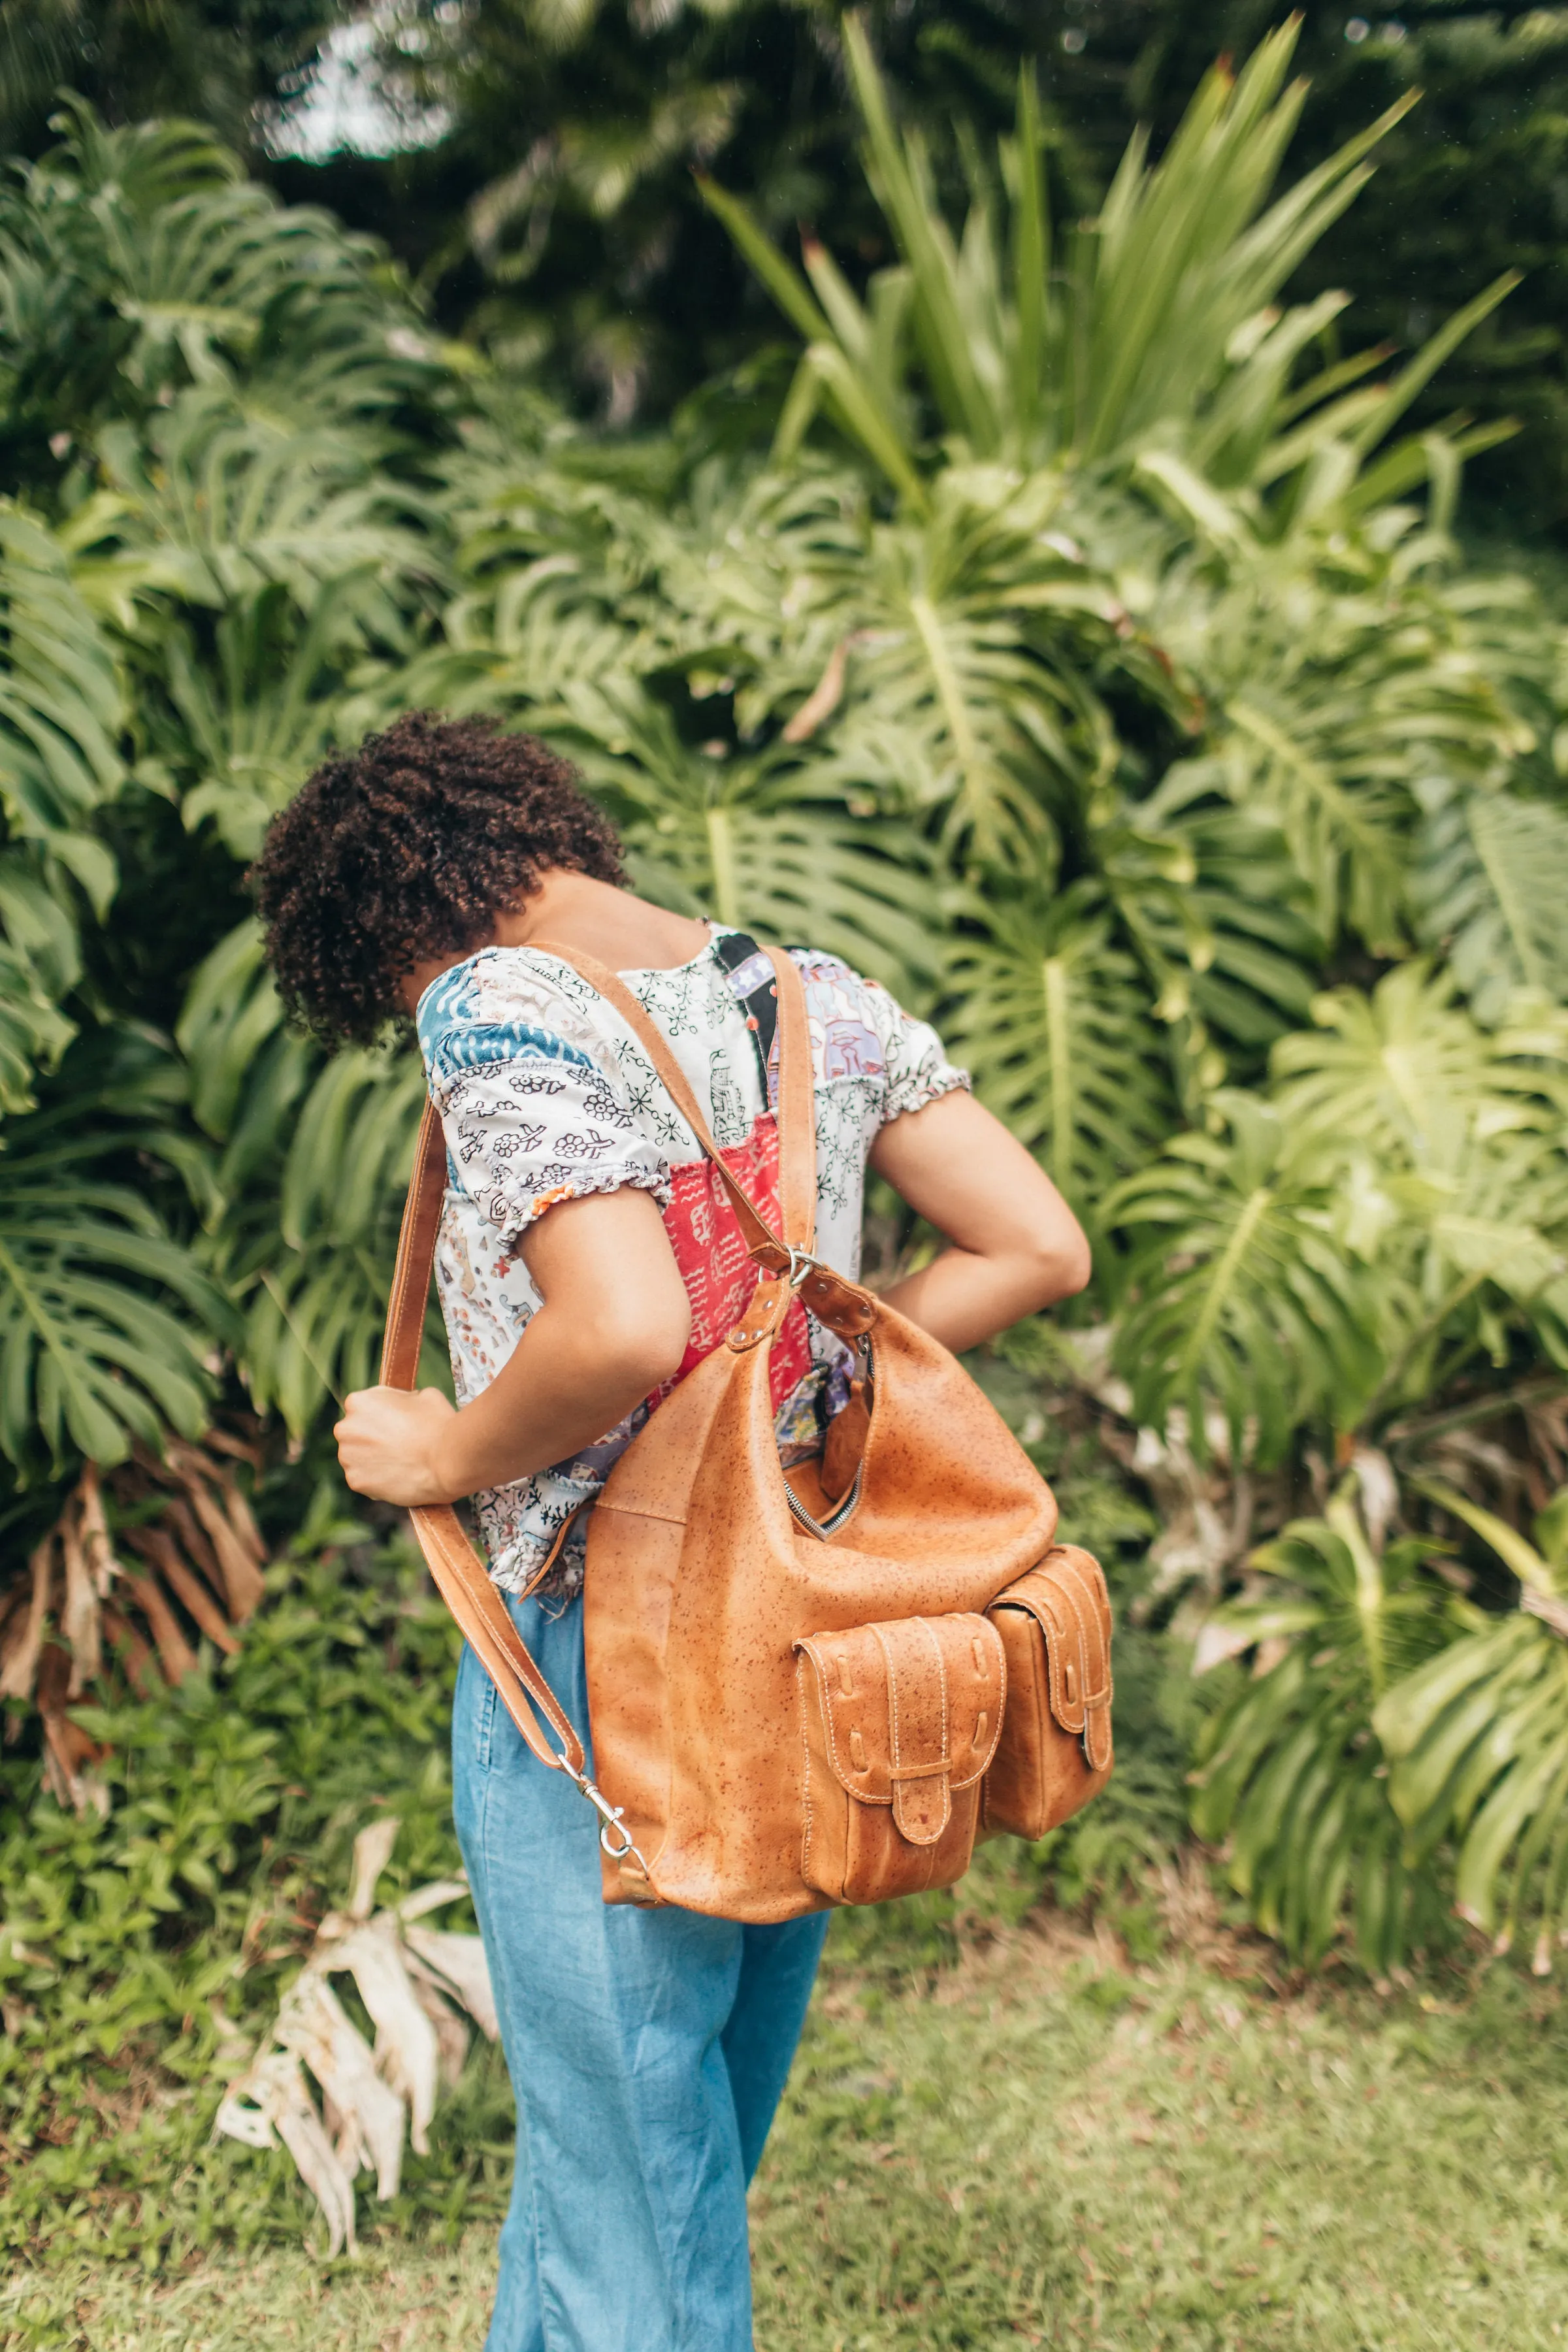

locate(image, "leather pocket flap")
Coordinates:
794 1614 1006 1846
989 1546 1113 1773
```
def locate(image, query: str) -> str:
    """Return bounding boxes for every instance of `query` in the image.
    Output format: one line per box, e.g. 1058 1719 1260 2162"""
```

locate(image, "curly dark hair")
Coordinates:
251 712 624 1045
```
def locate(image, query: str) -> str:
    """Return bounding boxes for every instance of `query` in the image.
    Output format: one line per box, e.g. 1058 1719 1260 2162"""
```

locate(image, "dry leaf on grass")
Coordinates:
216 1821 498 2251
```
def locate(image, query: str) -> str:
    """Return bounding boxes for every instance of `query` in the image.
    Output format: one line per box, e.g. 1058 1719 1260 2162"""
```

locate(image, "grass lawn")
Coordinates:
5 1876 1566 2351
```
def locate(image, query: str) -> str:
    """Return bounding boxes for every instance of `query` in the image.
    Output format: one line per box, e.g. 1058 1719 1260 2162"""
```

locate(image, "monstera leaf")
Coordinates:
155 580 395 860
557 678 941 997
1377 1483 1568 1974
0 1045 231 1473
1192 1485 1462 1970
0 500 127 1109
1107 1094 1383 1463
3 101 448 437
945 889 1172 1213
1271 964 1568 1173
177 922 432 1433
240 1049 434 1435
89 393 433 617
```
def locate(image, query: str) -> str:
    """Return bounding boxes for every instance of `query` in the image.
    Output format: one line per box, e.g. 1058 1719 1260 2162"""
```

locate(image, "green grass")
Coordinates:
7 1891 1567 2352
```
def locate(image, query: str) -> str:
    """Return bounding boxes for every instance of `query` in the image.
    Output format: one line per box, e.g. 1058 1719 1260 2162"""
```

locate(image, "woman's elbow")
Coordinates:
604 1288 692 1393
1034 1219 1092 1305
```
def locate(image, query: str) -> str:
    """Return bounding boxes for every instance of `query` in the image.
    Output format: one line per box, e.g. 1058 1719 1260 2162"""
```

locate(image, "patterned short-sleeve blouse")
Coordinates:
415 923 968 1597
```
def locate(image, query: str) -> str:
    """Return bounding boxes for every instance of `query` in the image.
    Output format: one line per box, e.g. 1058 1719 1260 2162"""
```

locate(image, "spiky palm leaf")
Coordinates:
701 12 1498 523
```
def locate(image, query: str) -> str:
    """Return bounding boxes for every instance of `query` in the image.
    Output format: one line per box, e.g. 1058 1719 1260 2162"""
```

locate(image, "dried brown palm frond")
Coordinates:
216 1819 497 2254
0 1432 269 1809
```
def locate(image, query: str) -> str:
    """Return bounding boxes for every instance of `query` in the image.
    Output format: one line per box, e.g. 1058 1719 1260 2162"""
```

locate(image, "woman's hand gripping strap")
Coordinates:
379 1107 649 1874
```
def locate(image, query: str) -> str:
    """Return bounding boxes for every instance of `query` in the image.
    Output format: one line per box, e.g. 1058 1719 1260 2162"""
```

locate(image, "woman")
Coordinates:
253 711 1089 2352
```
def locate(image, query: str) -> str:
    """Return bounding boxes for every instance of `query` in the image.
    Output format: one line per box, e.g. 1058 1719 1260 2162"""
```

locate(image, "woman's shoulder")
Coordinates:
786 945 909 1075
416 946 614 1093
787 943 969 1111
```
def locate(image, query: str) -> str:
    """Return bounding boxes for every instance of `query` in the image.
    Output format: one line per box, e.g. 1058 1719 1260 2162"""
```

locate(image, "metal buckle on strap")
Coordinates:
785 1247 817 1288
563 1758 653 1872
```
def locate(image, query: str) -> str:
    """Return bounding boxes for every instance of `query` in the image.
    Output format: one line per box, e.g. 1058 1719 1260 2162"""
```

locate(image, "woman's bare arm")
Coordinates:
334 1187 691 1507
869 1090 1090 1354
336 1090 1086 1504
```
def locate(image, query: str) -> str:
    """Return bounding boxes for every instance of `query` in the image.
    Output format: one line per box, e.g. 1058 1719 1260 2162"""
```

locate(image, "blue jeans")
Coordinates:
451 1590 830 2352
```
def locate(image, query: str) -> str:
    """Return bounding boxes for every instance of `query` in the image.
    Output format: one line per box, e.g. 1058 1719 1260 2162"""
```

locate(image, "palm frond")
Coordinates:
1412 786 1568 1026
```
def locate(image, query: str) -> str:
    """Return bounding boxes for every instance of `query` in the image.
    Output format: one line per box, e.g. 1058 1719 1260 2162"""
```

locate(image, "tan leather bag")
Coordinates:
381 939 1113 1920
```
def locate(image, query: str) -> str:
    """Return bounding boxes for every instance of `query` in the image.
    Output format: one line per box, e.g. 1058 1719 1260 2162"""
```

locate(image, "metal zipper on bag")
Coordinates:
785 1462 864 1542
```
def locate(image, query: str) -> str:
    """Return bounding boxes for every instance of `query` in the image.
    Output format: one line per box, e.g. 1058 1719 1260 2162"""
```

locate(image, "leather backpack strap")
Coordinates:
378 1105 588 1783
529 937 817 1268
764 942 817 1257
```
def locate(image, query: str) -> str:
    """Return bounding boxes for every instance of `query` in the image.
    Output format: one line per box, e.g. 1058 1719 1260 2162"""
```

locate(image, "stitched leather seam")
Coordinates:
593 1502 689 1527
1056 1580 1091 1731
796 1639 894 1806
924 1615 952 1842
1049 1552 1115 1767
986 1621 1007 1775
796 1658 815 1886
799 1624 1000 1798
873 1622 902 1822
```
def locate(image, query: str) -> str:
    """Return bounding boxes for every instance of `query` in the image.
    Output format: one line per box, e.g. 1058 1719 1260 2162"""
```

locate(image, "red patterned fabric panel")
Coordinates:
652 1111 811 1412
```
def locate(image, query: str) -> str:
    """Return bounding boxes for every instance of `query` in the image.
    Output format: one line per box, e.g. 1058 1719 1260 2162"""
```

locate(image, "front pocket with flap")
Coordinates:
793 1613 1005 1906
983 1544 1114 1842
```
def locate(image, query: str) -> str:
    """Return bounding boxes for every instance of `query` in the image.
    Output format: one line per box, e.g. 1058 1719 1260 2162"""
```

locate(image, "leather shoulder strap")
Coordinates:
768 943 816 1257
378 1105 584 1776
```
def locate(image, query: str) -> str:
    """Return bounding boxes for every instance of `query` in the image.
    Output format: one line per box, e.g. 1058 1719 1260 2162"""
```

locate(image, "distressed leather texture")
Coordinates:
381 940 1115 1920
981 1547 1115 1842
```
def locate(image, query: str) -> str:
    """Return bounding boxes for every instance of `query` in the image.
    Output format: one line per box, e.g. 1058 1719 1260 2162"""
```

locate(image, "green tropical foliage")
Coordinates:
242 1 1568 531
2 20 1567 1982
1377 1483 1568 1976
1192 1486 1462 1972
